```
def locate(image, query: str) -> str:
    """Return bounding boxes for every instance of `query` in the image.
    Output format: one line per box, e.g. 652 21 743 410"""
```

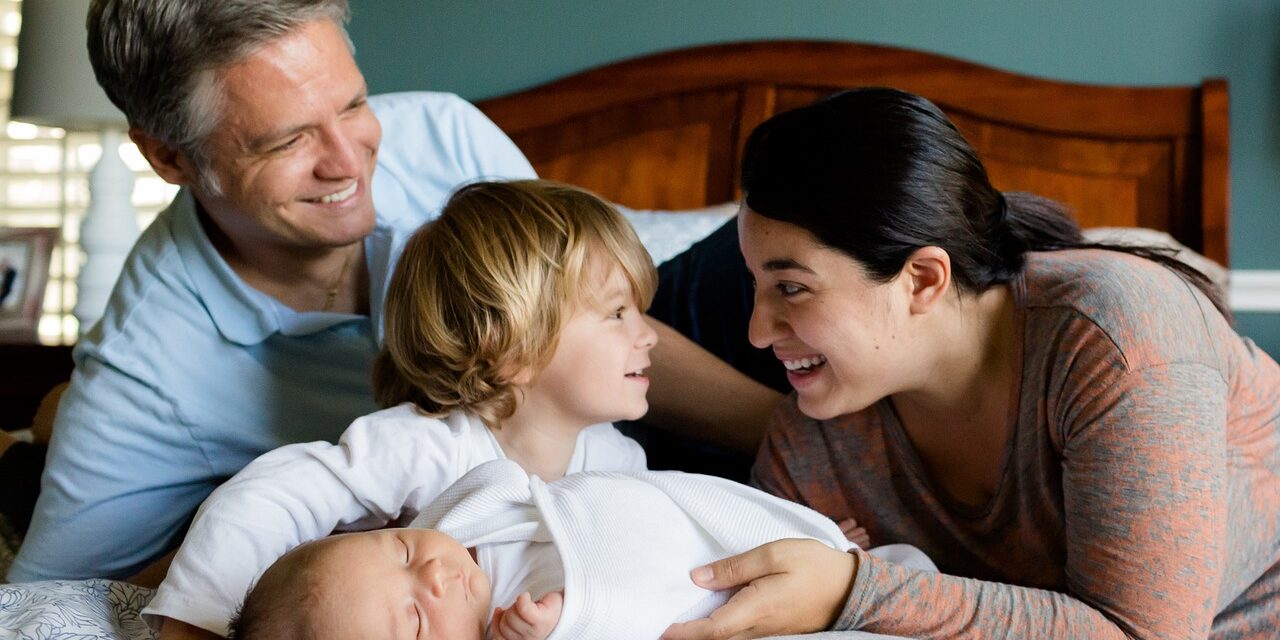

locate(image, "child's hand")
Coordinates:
490 590 564 640
838 517 869 548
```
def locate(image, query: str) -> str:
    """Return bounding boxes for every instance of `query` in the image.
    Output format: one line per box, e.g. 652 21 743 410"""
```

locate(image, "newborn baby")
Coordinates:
232 460 935 640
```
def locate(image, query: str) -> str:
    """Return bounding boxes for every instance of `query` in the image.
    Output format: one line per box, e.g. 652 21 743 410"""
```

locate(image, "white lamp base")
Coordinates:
73 128 138 335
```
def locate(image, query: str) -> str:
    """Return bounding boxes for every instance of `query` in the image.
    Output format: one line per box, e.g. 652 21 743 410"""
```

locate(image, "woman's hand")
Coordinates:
661 539 858 640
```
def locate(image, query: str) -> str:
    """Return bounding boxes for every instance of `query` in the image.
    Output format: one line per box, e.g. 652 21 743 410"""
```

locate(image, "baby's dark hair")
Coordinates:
226 543 326 640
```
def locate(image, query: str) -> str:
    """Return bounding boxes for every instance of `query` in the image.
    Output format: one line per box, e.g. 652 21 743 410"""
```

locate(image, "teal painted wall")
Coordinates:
347 0 1280 353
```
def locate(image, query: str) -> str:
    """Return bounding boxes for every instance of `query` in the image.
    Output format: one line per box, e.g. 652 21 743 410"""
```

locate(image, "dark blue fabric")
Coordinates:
0 441 43 533
649 217 788 393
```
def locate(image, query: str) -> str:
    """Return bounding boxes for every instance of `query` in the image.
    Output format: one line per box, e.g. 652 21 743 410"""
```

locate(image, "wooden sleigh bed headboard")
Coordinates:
477 40 1230 266
0 41 1234 431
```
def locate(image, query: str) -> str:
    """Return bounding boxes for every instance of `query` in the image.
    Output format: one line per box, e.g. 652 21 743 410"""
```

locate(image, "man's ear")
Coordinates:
129 127 198 186
901 246 951 315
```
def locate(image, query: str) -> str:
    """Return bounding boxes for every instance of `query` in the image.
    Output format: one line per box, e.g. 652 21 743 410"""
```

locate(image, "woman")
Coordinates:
662 88 1280 640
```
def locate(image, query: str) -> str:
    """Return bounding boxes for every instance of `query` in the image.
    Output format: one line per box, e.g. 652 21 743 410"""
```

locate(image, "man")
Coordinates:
5 0 778 589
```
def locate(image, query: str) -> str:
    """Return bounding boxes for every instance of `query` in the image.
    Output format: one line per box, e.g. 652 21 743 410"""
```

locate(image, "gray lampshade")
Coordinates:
10 0 126 130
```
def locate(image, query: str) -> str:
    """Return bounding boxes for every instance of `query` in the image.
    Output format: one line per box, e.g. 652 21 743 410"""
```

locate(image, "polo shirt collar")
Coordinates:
171 189 367 346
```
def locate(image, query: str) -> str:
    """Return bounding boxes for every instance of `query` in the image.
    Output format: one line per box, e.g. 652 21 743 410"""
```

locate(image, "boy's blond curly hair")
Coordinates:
373 179 657 425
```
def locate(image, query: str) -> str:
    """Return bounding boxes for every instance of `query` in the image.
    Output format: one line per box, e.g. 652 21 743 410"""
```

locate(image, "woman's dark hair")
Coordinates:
740 87 1229 318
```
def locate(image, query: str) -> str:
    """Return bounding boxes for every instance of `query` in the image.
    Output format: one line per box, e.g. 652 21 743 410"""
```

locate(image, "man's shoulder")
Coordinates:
82 208 199 344
368 91 490 146
369 91 472 118
368 91 533 228
75 200 219 376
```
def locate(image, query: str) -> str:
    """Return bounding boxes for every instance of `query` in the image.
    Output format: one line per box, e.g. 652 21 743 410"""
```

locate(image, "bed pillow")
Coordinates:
618 202 738 265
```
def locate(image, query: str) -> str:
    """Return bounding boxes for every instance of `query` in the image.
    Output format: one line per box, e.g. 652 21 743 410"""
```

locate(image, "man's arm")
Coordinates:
643 320 781 456
8 359 216 582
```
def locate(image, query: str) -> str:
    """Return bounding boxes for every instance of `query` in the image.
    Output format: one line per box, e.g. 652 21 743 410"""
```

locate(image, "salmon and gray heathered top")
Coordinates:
753 249 1280 640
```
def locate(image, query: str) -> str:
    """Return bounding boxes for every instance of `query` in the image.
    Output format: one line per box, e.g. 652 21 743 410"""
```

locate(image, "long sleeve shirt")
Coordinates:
754 250 1280 640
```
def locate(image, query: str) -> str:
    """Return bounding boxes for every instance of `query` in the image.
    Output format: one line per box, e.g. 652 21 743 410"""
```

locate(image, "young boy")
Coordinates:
229 459 935 640
143 180 660 634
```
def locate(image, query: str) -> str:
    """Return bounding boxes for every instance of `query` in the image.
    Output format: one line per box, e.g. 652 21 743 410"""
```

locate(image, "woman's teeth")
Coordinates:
783 355 827 372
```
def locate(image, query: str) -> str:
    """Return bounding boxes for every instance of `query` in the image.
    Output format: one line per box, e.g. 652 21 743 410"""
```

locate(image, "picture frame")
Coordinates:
0 227 58 343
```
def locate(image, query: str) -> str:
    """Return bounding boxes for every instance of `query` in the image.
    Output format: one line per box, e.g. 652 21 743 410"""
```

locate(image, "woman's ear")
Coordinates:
901 246 951 315
129 127 199 187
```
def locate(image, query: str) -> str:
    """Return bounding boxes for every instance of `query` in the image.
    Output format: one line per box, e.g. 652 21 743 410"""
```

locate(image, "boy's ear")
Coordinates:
901 246 951 315
129 126 199 187
496 361 535 387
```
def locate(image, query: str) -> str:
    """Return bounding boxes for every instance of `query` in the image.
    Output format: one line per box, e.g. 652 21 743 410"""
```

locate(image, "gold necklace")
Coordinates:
322 246 356 312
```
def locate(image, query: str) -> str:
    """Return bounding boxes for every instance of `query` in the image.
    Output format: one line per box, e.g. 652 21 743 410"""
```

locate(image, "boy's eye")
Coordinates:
400 538 410 564
609 306 625 320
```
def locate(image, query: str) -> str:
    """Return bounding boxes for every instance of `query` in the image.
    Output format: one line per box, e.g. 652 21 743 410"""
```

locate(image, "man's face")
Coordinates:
194 19 381 254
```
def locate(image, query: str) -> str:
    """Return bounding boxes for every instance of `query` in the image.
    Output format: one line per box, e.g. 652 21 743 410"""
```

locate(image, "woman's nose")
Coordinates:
747 296 782 349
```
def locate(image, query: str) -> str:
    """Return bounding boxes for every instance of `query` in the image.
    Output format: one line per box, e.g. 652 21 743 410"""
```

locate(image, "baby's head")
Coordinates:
374 179 658 427
229 528 491 640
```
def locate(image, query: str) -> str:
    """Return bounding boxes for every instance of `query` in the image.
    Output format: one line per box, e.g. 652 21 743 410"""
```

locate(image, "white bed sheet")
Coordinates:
0 578 910 640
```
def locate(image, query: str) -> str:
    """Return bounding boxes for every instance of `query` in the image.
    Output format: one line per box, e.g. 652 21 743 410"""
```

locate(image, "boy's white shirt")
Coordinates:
142 403 646 636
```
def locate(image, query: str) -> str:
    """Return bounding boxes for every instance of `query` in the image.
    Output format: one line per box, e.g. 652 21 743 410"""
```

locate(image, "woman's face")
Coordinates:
739 208 909 420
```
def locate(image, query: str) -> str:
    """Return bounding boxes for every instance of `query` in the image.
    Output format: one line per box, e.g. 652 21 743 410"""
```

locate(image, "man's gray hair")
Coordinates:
87 0 352 168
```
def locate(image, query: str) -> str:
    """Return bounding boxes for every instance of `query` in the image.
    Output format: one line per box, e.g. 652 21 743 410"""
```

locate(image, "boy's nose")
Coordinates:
637 317 659 349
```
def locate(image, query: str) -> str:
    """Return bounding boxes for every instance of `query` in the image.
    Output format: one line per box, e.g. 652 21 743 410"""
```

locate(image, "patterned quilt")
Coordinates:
0 514 156 640
0 579 155 640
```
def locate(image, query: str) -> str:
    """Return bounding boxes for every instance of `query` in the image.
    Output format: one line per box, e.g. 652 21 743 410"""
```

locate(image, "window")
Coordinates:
1 0 178 344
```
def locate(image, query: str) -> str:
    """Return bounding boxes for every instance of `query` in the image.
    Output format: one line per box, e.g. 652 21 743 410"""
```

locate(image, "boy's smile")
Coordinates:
517 260 659 430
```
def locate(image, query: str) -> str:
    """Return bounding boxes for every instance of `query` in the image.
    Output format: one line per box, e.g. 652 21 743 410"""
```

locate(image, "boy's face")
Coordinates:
301 528 491 639
523 261 658 427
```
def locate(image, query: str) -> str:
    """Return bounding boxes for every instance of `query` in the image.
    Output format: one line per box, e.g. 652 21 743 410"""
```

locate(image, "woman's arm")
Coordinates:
645 319 781 456
667 362 1230 640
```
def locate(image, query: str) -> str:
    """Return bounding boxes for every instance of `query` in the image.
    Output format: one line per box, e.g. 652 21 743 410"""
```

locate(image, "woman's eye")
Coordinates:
777 283 804 296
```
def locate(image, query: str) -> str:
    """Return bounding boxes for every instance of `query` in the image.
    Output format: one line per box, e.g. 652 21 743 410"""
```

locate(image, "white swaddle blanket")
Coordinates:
411 460 933 640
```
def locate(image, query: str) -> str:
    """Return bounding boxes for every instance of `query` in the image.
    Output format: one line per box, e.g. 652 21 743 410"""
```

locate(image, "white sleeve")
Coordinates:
144 409 465 636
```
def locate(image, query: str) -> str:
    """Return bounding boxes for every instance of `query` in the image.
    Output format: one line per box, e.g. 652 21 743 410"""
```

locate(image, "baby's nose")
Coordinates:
422 560 461 598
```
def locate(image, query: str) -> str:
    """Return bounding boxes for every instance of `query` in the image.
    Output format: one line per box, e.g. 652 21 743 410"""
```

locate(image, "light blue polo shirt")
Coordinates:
8 92 536 582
